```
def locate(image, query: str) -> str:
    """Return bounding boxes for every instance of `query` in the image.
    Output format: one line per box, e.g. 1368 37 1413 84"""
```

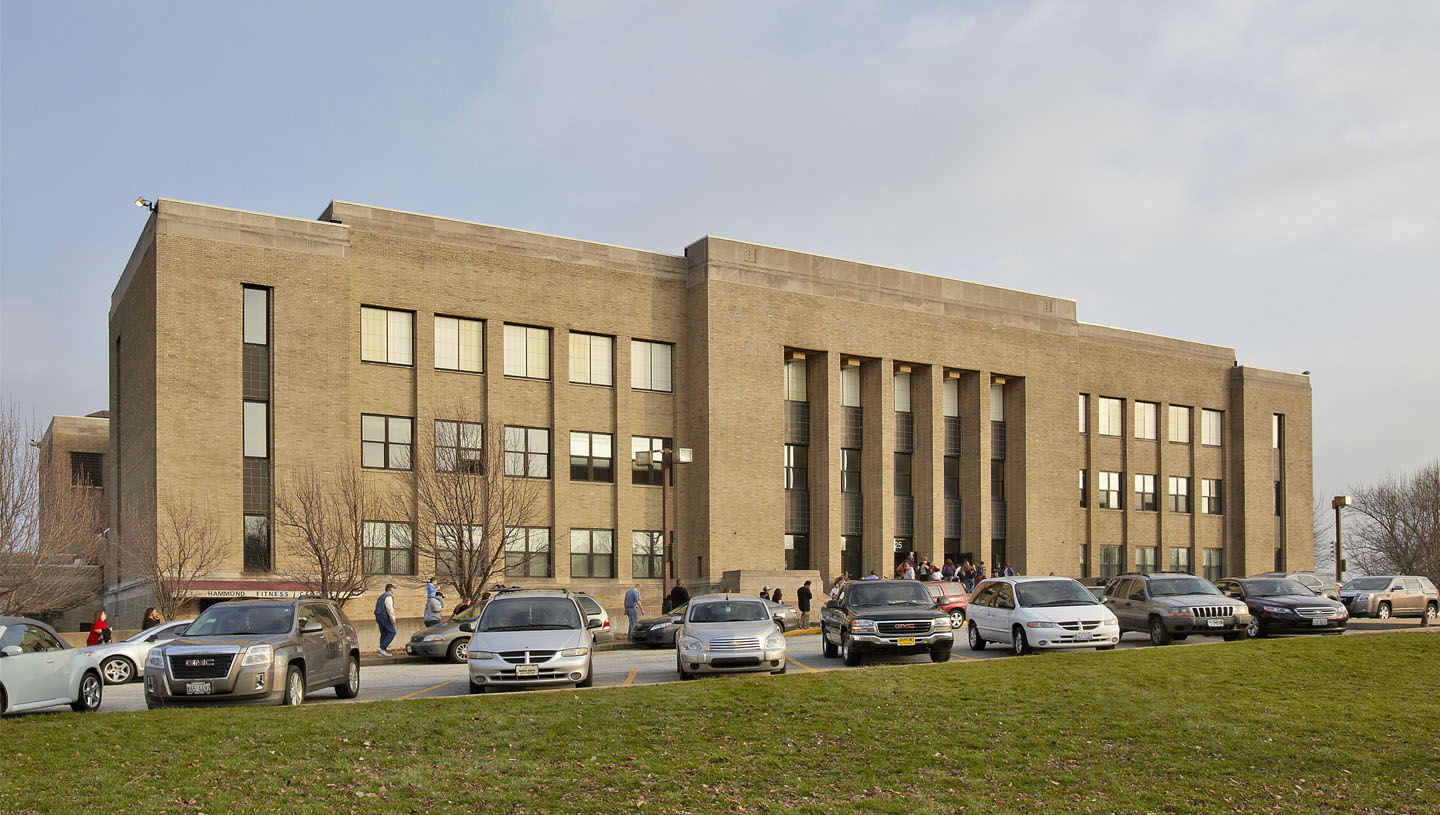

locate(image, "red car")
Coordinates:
923 581 969 627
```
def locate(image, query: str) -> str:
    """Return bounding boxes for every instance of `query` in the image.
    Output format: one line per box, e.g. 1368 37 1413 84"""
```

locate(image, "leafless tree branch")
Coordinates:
1345 460 1439 583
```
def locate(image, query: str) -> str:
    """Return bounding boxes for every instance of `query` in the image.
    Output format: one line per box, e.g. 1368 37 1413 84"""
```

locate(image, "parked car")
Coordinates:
1339 576 1440 620
965 577 1119 655
1101 572 1249 645
144 598 361 708
1252 571 1342 601
634 597 797 646
79 618 194 684
819 579 953 666
0 616 104 714
575 593 614 643
922 580 969 627
764 598 801 632
463 589 599 693
676 595 787 678
406 603 484 663
1214 578 1347 637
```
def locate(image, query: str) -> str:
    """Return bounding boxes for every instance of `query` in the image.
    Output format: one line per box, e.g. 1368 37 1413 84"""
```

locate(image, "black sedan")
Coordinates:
1214 578 1348 638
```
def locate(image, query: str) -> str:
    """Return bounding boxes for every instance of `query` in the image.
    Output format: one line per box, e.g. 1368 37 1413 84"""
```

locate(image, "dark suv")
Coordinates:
144 598 361 708
1101 572 1250 645
819 579 953 666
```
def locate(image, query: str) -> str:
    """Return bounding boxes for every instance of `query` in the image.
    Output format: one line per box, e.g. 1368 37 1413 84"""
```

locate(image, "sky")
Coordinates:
2 1 1437 500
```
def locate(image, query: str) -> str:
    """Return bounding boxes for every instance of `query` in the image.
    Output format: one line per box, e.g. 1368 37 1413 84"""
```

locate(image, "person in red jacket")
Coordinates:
85 610 112 646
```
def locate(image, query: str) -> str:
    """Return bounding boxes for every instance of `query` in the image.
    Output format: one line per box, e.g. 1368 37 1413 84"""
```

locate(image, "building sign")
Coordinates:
192 588 304 599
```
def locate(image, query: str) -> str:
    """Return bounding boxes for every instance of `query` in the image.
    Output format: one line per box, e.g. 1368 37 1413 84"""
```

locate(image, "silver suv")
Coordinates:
1340 576 1440 620
144 598 361 707
1102 572 1250 646
463 589 600 693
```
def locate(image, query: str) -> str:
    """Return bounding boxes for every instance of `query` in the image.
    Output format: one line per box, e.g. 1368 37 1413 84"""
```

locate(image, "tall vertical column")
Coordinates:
861 357 894 577
915 365 942 566
812 352 843 585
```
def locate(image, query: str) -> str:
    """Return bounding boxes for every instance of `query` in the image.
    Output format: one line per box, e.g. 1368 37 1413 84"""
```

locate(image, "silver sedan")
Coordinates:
675 595 787 678
79 619 194 684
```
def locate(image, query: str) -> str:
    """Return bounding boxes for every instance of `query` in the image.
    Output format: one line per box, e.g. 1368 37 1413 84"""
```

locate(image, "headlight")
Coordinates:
678 636 702 652
240 644 273 667
851 619 878 634
1165 608 1193 617
421 634 447 642
932 617 952 632
765 634 785 649
561 647 590 657
1025 621 1055 628
1355 594 1370 604
469 650 495 659
1233 606 1250 616
146 650 164 669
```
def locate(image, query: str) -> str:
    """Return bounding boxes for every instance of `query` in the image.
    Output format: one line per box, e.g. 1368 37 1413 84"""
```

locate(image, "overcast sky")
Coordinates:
2 1 1436 498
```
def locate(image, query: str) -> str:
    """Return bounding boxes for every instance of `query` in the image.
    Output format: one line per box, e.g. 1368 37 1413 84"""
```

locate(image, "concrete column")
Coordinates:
812 352 842 587
915 364 942 566
961 370 990 568
861 357 894 577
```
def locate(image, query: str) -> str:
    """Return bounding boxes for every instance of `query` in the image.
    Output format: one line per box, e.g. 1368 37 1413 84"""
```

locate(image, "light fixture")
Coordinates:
134 196 156 212
1302 370 1311 376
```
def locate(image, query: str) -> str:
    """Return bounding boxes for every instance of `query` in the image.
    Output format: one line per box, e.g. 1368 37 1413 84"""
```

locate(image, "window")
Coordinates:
1100 545 1123 579
1134 401 1157 440
243 515 270 572
1136 546 1157 574
504 426 550 478
569 529 614 579
504 527 551 578
784 358 807 401
631 436 672 486
1202 548 1224 582
1098 398 1122 436
1135 474 1156 511
569 332 613 386
784 533 809 570
1098 471 1121 510
243 401 268 458
1170 547 1192 573
1079 469 1088 507
570 431 614 483
435 420 483 474
1168 405 1191 443
893 372 911 413
434 315 483 373
630 339 673 392
894 453 912 497
840 535 862 579
784 444 808 491
1274 481 1283 517
1201 409 1223 446
1079 544 1091 579
1078 394 1088 434
632 531 664 579
841 448 862 494
990 459 1004 502
360 306 413 366
1272 413 1283 449
945 456 960 499
243 287 268 345
363 521 414 575
503 324 550 379
841 365 861 407
361 414 413 470
435 524 482 577
1168 476 1191 513
989 384 1004 421
1201 478 1223 515
943 378 959 418
70 452 103 487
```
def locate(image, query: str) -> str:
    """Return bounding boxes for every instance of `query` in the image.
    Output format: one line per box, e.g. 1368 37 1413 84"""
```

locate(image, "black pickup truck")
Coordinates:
819 579 954 666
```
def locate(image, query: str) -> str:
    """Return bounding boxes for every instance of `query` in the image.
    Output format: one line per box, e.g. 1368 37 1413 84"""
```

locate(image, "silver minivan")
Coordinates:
464 590 600 693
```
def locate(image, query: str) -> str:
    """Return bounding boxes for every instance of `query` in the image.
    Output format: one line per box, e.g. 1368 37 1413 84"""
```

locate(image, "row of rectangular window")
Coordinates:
1079 395 1223 445
792 360 977 422
356 523 667 579
1094 545 1224 581
1082 470 1222 514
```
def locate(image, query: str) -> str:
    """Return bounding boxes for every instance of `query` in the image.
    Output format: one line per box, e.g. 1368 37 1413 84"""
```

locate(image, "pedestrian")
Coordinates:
797 580 813 627
140 607 163 631
453 601 470 616
941 558 956 580
426 576 438 601
761 586 771 599
424 591 444 627
771 587 783 604
830 578 843 599
375 583 397 656
864 570 879 580
1003 563 1015 577
624 583 644 639
86 610 112 646
903 559 916 581
669 578 690 610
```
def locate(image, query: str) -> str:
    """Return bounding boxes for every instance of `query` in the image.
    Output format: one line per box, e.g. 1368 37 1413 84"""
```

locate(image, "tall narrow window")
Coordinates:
841 365 861 407
1201 478 1223 515
1134 402 1157 440
360 306 413 366
243 515 271 573
503 324 550 379
570 431 613 483
631 339 673 392
1201 409 1223 446
841 449 862 493
243 288 268 345
990 384 1005 421
945 456 960 499
503 426 550 478
434 315 483 373
1078 394 1088 434
943 378 959 418
1202 548 1224 582
569 332 614 386
1098 398 1122 436
784 444 808 490
784 359 807 401
1168 405 1191 443
1079 469 1088 507
243 401 268 458
1098 471 1121 509
632 531 664 579
1134 474 1156 511
569 529 614 579
894 452 912 497
1168 476 1192 513
893 371 911 413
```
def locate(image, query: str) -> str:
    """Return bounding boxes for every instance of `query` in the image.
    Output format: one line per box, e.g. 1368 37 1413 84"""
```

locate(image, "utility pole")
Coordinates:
1331 495 1351 582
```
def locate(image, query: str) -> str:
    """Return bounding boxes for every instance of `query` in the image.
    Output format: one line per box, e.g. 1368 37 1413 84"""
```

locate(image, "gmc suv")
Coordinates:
144 598 361 708
1101 572 1250 646
819 579 953 666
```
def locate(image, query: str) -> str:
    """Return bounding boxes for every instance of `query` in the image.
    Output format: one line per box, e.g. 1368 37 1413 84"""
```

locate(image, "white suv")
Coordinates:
966 576 1121 656
463 590 601 693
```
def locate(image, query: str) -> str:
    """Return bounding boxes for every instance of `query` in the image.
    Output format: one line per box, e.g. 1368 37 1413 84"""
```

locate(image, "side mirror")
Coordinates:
1390 586 1403 592
301 620 324 634
0 645 21 657
586 618 601 630
459 622 475 633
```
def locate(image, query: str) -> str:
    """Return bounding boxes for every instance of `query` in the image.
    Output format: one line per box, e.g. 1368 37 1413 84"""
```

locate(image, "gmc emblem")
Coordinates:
185 658 215 667
894 624 914 630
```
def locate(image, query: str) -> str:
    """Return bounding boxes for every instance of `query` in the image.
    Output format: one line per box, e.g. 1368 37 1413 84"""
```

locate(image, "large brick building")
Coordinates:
102 198 1312 618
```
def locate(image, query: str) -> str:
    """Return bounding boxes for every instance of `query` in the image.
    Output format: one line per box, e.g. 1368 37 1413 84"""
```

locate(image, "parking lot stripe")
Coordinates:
399 679 455 700
785 656 818 673
622 668 639 686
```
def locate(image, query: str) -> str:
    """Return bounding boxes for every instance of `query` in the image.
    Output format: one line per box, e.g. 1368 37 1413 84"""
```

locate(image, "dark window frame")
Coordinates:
632 530 664 579
569 528 615 579
363 521 414 576
503 425 551 479
570 431 614 483
361 413 414 471
435 420 484 474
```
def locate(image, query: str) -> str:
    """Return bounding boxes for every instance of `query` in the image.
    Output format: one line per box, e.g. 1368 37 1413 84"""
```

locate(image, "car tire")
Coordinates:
841 634 863 667
821 629 839 659
101 656 135 685
577 658 594 688
676 653 695 680
1011 626 1031 656
949 609 966 628
1171 633 1188 641
929 646 951 663
448 637 470 664
1377 602 1391 620
335 655 361 699
468 680 486 694
280 665 305 706
1148 617 1173 646
1246 615 1265 639
70 672 102 713
1222 631 1245 642
1427 602 1438 623
772 660 787 675
967 621 986 651
1095 645 1115 651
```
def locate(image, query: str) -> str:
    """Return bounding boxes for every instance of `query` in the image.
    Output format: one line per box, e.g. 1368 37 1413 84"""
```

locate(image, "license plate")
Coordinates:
1206 618 1223 628
897 637 916 646
1311 618 1329 627
515 664 539 677
1074 634 1092 641
185 681 212 695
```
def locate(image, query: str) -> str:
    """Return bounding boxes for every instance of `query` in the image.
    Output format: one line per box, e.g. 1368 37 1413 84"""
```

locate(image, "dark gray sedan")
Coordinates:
405 603 484 663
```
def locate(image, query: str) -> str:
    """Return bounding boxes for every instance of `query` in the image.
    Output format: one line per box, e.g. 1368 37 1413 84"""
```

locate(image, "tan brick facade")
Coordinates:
104 199 1313 615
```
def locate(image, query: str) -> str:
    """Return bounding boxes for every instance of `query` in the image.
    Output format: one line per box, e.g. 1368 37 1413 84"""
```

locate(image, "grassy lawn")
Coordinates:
3 633 1438 814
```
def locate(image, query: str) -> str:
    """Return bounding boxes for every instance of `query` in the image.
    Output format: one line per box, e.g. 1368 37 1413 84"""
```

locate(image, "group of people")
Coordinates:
376 577 477 657
83 606 166 646
889 555 1015 589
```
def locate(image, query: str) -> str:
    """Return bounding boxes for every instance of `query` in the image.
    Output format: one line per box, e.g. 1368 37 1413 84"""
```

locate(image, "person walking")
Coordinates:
797 580 813 628
771 587 783 604
140 607 163 631
669 579 690 611
426 577 438 602
902 559 917 581
941 559 956 581
375 583 397 656
424 591 444 627
1003 563 1016 577
85 610 112 646
624 583 644 640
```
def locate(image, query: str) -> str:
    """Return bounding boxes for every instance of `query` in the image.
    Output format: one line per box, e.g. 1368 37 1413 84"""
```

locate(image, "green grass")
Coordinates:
3 634 1438 814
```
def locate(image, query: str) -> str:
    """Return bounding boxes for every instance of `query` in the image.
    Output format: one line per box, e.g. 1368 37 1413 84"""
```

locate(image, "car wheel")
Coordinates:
1095 645 1115 651
1246 615 1264 639
821 628 839 658
841 634 863 667
468 680 486 694
71 672 102 713
967 621 986 651
335 655 360 699
949 609 965 628
1011 626 1031 656
281 665 305 706
1377 602 1391 620
1148 617 1173 646
1427 602 1438 623
101 656 135 685
772 659 787 675
448 637 471 664
676 653 695 680
1171 633 1188 641
1222 631 1245 642
930 646 951 663
577 658 594 688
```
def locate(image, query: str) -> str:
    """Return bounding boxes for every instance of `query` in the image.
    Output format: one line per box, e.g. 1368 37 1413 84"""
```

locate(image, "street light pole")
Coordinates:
1331 495 1351 582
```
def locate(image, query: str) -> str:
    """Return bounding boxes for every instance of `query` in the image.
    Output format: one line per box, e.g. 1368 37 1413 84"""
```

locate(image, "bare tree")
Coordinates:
122 495 228 621
0 403 102 616
1345 460 1439 584
389 412 546 607
274 459 374 607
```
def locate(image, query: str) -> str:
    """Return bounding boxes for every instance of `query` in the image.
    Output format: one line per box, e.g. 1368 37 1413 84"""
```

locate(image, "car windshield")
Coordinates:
1148 578 1220 597
1242 579 1314 598
688 601 769 623
1343 577 1391 591
847 582 934 607
1016 580 1099 607
479 598 582 631
185 606 293 636
451 603 486 623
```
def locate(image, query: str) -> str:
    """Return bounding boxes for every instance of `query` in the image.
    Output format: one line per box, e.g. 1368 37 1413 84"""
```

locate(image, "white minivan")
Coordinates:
966 577 1120 656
